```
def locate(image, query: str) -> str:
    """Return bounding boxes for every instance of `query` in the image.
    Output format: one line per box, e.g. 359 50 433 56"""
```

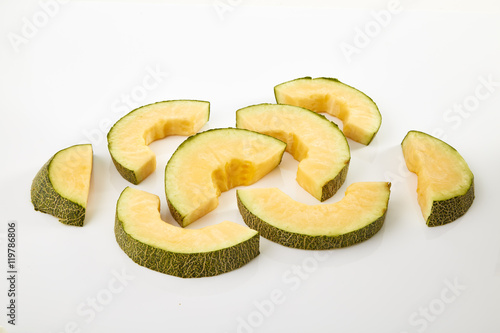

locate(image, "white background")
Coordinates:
1 1 500 332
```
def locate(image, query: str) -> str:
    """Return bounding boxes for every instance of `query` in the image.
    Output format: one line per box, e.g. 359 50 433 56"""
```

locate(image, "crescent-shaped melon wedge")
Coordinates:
237 182 391 250
107 100 209 184
31 144 93 226
401 130 474 226
165 128 286 227
115 187 259 278
236 103 350 201
274 77 381 145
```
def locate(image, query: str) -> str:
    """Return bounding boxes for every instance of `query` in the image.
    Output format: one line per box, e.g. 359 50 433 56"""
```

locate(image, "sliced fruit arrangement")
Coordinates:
31 144 93 226
237 182 391 250
108 100 210 184
274 77 381 145
115 187 259 278
401 130 474 226
236 103 350 201
165 128 286 227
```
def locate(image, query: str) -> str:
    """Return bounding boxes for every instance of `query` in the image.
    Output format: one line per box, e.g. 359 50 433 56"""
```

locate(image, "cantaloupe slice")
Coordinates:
165 128 286 227
31 144 93 226
108 100 209 184
115 187 259 278
402 130 474 226
237 182 391 250
236 103 350 201
274 77 381 145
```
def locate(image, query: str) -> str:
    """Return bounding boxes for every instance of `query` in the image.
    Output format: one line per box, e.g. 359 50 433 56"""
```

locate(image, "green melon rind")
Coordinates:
426 178 475 227
107 100 210 185
114 204 260 278
235 103 350 202
236 192 386 250
320 163 349 202
274 76 381 145
30 145 91 227
110 155 138 185
166 197 184 225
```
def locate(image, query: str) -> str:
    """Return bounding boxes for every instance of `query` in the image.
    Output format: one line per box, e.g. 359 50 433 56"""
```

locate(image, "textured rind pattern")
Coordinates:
320 163 349 202
31 157 86 226
426 179 475 227
237 196 386 250
110 155 138 185
114 214 260 278
166 197 184 226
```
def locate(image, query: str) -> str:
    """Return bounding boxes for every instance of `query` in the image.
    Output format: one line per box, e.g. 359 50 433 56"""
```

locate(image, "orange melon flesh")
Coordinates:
237 182 391 249
165 128 286 227
401 131 474 226
274 77 381 145
236 103 350 201
108 100 209 184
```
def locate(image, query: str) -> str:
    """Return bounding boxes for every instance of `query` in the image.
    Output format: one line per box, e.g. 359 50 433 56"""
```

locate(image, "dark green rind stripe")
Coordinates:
31 157 86 227
166 196 185 226
114 213 260 278
320 163 349 202
427 178 475 227
237 194 386 250
110 154 139 185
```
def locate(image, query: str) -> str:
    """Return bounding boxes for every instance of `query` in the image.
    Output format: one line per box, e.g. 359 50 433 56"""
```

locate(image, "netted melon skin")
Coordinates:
426 179 475 227
237 196 386 250
114 214 260 278
31 157 86 227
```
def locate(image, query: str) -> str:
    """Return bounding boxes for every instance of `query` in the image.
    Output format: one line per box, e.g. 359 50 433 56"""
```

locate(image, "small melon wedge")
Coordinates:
115 187 259 278
274 77 381 145
31 144 93 226
236 103 350 201
107 100 209 184
165 128 286 227
402 130 474 226
237 182 391 250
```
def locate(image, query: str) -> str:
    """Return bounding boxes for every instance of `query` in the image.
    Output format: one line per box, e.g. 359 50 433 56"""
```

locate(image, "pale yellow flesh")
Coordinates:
402 131 473 220
275 78 380 145
238 182 390 236
166 129 286 226
236 104 350 200
49 144 93 208
108 101 209 179
118 187 257 253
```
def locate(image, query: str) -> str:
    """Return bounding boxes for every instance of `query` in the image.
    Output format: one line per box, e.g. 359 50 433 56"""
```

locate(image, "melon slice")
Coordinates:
107 100 209 184
401 130 474 226
115 187 259 278
236 103 350 201
237 182 391 250
274 77 381 145
165 128 286 227
31 144 93 226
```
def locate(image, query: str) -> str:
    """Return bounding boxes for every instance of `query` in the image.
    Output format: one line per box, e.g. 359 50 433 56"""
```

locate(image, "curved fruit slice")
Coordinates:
274 77 381 145
115 187 259 278
31 144 93 226
107 100 210 184
165 128 286 227
236 103 350 201
237 182 391 250
401 130 474 226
